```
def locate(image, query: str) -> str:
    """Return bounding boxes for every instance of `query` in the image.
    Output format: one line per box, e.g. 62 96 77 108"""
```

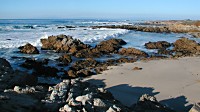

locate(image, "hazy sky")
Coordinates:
0 0 199 20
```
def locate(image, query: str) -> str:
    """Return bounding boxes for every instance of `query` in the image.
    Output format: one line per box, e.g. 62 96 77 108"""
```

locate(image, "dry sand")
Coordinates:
85 57 200 112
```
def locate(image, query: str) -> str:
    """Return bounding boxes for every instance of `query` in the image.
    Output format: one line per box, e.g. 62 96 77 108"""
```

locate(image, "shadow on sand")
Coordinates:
86 79 192 112
160 96 193 112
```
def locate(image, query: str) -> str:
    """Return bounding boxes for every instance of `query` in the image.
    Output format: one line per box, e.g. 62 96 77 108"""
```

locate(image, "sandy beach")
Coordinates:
85 57 200 112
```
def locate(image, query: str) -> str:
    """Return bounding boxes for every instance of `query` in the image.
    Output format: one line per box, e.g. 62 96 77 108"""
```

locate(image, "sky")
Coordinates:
0 0 200 20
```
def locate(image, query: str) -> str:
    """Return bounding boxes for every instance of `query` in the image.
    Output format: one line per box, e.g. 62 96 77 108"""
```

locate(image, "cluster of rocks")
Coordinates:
19 34 149 59
66 57 136 78
42 79 174 112
40 35 129 58
0 58 38 90
119 48 148 57
143 37 200 57
17 34 200 79
173 37 200 57
144 41 172 55
0 58 46 111
41 35 90 53
42 79 130 112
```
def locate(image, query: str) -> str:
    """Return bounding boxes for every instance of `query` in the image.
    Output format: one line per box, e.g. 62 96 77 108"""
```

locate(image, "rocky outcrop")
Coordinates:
145 41 171 49
173 38 200 56
0 85 47 112
131 94 175 112
41 35 127 58
95 38 127 54
41 34 90 53
0 58 37 90
119 48 148 57
18 43 39 54
92 25 171 33
42 79 130 112
92 20 200 35
73 38 127 58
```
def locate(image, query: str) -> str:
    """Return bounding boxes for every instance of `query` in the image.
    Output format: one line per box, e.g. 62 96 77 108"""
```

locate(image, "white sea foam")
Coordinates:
0 27 129 49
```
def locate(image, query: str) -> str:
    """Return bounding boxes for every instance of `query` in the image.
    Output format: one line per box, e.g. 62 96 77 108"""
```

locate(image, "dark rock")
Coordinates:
0 58 12 69
173 37 200 56
58 54 72 65
57 26 65 29
21 58 58 77
0 58 37 89
145 41 171 49
119 48 148 57
116 58 137 63
133 67 142 70
10 71 38 87
65 26 75 28
158 49 172 55
71 58 98 71
74 48 101 58
76 69 94 77
18 43 39 54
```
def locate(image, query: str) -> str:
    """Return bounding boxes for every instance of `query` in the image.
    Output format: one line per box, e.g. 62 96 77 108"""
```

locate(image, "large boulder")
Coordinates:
145 41 171 49
173 37 200 56
119 48 148 57
95 39 127 54
41 35 90 53
18 43 39 54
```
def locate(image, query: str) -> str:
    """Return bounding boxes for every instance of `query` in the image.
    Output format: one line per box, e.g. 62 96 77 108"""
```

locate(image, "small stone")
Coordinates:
68 98 82 106
59 104 72 112
75 94 93 105
93 98 106 107
133 67 142 70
